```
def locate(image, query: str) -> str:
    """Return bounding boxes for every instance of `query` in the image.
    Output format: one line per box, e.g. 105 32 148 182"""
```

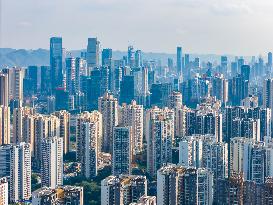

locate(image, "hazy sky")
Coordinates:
1 0 273 55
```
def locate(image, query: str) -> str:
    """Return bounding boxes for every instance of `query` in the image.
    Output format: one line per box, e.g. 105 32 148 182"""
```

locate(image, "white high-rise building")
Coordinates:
76 111 102 178
10 142 31 203
53 110 70 154
120 100 144 155
41 136 63 189
33 114 60 168
112 126 132 175
157 164 213 205
145 107 174 176
9 67 24 107
101 175 147 205
98 92 118 153
0 177 8 205
0 106 10 145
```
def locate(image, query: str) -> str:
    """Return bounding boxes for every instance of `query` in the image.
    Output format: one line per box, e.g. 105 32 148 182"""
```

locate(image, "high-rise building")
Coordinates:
145 107 174 176
66 57 76 94
241 65 251 81
0 145 12 178
112 126 132 175
50 37 63 91
135 50 142 68
0 177 8 205
157 164 213 205
128 46 135 68
268 52 272 69
176 47 182 75
9 67 24 107
101 175 147 205
0 73 9 107
10 142 31 203
98 92 118 153
120 75 135 104
41 136 63 189
102 48 113 67
76 111 102 178
12 107 35 144
32 186 84 205
33 114 60 169
53 110 70 154
211 75 228 105
119 100 144 155
0 106 10 145
87 38 100 68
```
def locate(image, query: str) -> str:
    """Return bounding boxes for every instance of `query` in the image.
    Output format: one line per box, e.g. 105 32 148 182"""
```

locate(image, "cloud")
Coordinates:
18 21 32 27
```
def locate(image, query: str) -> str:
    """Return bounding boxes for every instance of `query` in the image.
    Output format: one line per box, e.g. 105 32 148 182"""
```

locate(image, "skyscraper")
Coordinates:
87 38 100 68
0 145 12 178
53 110 70 155
176 46 182 75
65 57 76 94
101 175 147 205
145 107 174 176
119 100 144 155
98 92 118 153
41 136 63 189
76 111 102 178
50 37 63 91
10 142 31 203
135 50 142 68
102 48 113 67
157 164 213 205
112 126 132 175
0 73 9 107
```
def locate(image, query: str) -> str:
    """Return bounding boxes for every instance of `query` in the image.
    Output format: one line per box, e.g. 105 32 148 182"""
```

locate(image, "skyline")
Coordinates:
2 0 273 56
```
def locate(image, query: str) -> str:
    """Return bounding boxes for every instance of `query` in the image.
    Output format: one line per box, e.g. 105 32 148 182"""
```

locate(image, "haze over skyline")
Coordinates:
2 0 273 55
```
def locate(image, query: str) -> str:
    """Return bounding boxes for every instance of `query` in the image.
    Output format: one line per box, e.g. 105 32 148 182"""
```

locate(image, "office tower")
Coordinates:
176 46 182 75
55 88 69 111
50 37 63 91
25 66 38 96
263 79 273 118
75 57 85 93
87 37 100 68
221 56 228 75
76 111 102 178
135 50 142 68
241 65 251 81
119 101 144 155
40 66 51 95
150 83 172 108
128 46 135 68
231 74 249 106
0 106 10 145
157 164 213 205
146 107 174 176
41 136 63 189
98 92 118 153
112 126 132 175
101 175 147 205
53 110 70 154
168 58 173 70
33 115 60 169
268 52 272 70
66 57 76 94
0 73 9 106
10 142 31 203
0 177 8 205
238 58 244 71
211 75 228 104
120 75 135 104
102 48 113 66
231 61 238 76
32 186 84 205
0 145 11 178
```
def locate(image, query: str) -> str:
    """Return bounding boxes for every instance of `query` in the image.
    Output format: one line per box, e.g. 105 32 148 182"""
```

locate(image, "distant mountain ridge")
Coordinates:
0 48 245 68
